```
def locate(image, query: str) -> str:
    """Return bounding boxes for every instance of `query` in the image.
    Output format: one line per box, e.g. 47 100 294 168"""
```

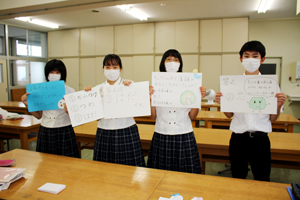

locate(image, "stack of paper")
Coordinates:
0 167 26 191
38 183 66 194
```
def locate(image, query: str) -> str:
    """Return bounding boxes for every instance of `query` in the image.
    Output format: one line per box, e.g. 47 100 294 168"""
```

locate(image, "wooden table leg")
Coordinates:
20 132 29 150
287 124 293 133
205 120 213 128
0 140 5 151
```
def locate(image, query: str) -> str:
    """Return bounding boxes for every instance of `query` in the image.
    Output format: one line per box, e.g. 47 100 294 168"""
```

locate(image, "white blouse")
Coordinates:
97 77 136 130
41 85 74 128
154 107 193 135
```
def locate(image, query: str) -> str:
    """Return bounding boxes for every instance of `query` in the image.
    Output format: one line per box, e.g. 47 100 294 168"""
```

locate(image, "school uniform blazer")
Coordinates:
230 73 281 133
97 77 135 130
154 107 193 135
41 85 74 128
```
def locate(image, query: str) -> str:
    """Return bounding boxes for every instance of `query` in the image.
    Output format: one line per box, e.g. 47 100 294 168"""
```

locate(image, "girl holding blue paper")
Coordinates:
147 49 206 174
21 59 79 158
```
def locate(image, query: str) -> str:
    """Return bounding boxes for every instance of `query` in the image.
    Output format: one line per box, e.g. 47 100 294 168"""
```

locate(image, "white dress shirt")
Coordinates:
230 73 281 133
97 77 136 130
41 85 74 128
154 107 193 135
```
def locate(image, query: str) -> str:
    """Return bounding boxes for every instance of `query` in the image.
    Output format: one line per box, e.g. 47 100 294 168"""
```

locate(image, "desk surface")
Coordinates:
0 101 26 108
0 149 291 200
0 115 40 130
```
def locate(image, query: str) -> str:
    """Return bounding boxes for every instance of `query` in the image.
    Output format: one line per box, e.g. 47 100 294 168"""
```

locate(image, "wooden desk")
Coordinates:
74 123 300 174
149 170 290 200
0 115 40 149
0 149 167 200
197 111 300 132
0 101 28 114
195 128 300 174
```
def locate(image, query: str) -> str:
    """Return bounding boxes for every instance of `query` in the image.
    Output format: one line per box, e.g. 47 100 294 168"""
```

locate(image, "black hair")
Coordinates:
159 49 183 72
239 40 266 58
103 54 123 69
44 59 67 82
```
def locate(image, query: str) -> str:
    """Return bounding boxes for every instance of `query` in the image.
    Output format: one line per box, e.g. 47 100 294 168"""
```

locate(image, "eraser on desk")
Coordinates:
38 183 66 194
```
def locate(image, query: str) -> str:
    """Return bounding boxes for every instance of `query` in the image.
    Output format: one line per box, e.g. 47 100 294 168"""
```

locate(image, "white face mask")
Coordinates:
242 58 261 73
48 74 61 82
165 62 180 73
104 69 120 81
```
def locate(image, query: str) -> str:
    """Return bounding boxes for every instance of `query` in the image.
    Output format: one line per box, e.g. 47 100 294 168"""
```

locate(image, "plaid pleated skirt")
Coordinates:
147 131 202 174
93 124 145 167
36 125 80 158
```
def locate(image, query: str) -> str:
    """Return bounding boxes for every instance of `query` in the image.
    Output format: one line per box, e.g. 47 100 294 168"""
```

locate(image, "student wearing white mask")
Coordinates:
148 49 206 174
21 59 79 158
84 54 145 167
215 41 287 181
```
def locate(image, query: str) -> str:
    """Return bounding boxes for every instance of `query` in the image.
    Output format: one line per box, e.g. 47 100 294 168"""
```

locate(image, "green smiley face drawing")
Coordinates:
249 97 267 110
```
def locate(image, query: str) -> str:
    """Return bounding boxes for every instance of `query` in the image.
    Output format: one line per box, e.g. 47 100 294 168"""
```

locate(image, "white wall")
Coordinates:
249 19 300 118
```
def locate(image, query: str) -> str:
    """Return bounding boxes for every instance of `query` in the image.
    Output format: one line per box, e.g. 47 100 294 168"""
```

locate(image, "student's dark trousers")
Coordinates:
229 132 271 181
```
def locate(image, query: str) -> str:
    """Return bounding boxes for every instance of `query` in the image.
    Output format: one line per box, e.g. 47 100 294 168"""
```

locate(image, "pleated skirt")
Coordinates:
37 125 80 158
93 124 145 167
147 131 202 174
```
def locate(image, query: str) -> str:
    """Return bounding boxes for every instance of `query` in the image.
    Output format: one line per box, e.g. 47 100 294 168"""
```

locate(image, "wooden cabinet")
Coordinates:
62 58 80 91
222 54 244 75
80 28 96 56
175 20 199 53
223 18 248 52
199 55 222 92
115 25 133 54
96 26 114 55
133 23 154 54
155 22 176 54
200 19 222 52
133 56 154 83
80 58 96 90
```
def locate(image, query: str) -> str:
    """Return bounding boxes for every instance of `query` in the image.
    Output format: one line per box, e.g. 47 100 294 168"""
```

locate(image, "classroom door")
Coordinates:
260 58 281 85
0 60 8 101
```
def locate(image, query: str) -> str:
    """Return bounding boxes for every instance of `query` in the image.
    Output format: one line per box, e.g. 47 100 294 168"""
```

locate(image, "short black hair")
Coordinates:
44 59 67 82
103 54 123 69
239 40 266 58
159 49 183 72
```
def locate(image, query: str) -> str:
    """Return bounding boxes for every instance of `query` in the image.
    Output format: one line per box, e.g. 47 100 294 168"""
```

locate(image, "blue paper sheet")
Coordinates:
26 81 66 112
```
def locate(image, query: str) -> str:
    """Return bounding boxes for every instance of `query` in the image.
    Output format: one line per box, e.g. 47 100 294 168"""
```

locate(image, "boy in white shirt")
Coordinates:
215 41 287 181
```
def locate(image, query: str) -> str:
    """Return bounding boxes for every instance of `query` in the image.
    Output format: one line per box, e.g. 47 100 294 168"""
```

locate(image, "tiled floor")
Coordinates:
2 125 300 184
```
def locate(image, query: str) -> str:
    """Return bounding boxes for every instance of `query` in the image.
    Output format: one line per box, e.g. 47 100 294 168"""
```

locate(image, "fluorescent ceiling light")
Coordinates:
257 0 272 13
117 5 147 21
15 17 59 29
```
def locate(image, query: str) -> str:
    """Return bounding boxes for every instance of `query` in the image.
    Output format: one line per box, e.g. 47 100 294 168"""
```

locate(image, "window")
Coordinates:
0 24 6 55
8 26 47 58
10 60 46 86
28 30 47 57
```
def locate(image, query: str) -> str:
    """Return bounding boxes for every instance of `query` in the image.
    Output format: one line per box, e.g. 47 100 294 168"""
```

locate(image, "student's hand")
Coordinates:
21 93 30 106
275 92 287 107
200 86 206 98
123 80 132 86
84 86 92 91
149 86 154 100
215 92 223 104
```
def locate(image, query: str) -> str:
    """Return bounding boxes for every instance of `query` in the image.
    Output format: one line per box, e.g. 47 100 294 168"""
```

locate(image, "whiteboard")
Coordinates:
103 81 151 119
151 72 202 108
220 75 278 114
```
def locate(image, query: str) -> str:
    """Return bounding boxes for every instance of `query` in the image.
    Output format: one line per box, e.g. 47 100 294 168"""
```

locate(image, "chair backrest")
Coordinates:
11 88 26 101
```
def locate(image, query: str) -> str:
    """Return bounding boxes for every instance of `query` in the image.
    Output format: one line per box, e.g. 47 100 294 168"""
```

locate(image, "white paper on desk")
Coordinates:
220 75 278 114
64 85 104 127
38 183 66 194
151 72 202 109
103 81 151 119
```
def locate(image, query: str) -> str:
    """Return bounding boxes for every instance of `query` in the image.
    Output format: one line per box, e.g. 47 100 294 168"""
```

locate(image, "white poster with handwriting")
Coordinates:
103 81 151 119
151 72 202 108
64 85 104 127
220 75 278 114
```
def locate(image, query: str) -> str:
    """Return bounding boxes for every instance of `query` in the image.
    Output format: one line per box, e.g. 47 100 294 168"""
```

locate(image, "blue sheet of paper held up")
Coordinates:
26 80 66 112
